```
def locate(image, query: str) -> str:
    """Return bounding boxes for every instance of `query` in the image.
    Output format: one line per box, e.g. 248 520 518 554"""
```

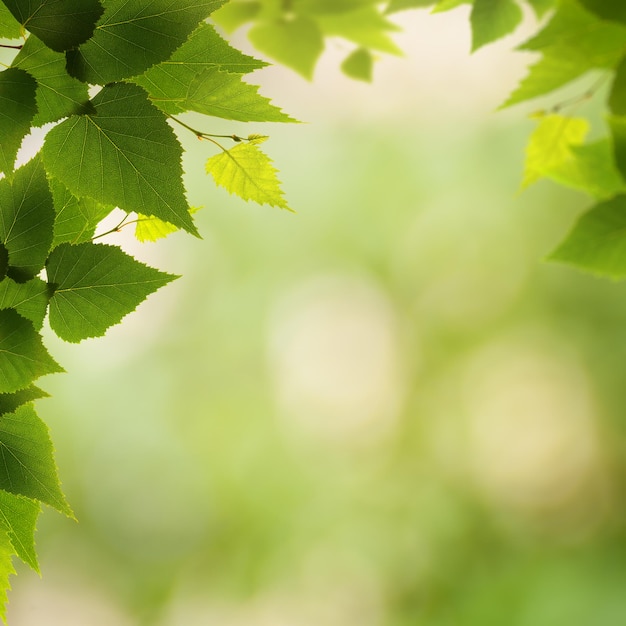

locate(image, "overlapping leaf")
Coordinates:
206 141 290 209
0 278 50 329
0 387 47 417
0 156 55 281
0 490 40 572
0 404 72 516
502 0 626 108
549 196 626 277
0 0 103 51
66 0 227 84
540 140 626 199
0 68 37 175
134 23 267 111
184 69 296 122
0 309 63 394
42 83 197 235
522 114 589 188
46 242 177 342
49 180 111 247
12 35 93 126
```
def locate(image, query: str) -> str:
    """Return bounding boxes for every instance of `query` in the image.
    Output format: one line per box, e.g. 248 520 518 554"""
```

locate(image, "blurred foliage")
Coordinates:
14 108 626 624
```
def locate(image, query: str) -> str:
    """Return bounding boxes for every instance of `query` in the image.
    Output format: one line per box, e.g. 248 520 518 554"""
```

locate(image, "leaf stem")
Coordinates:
0 44 22 50
92 214 133 241
166 115 250 146
551 73 610 113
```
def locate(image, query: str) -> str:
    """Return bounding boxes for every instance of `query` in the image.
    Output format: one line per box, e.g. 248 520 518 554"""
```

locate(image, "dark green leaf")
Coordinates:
0 278 50 329
0 156 55 281
0 404 72 516
12 35 93 126
0 490 39 571
0 387 48 417
1 0 103 52
0 68 37 175
0 309 63 394
579 0 626 25
609 114 626 181
609 55 626 115
42 83 197 235
50 179 111 247
47 242 177 343
549 195 626 277
67 0 227 84
0 246 7 284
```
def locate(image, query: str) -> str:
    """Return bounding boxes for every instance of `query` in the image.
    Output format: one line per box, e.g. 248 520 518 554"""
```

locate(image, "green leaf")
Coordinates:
0 68 37 175
0 404 72 516
502 0 626 107
1 0 103 52
212 0 261 32
0 3 21 39
471 0 523 51
540 140 626 199
206 141 290 210
134 23 267 114
0 387 47 417
522 114 589 188
432 0 472 13
12 35 93 126
0 491 39 571
183 68 297 122
135 207 201 243
578 0 626 26
66 0 226 84
42 82 198 235
0 156 55 282
386 0 437 13
0 308 63 394
249 17 324 80
525 0 556 18
50 179 111 248
609 114 626 181
0 530 15 624
46 242 177 343
609 55 626 115
0 278 50 329
316 7 402 55
0 247 7 284
549 195 626 278
341 47 374 81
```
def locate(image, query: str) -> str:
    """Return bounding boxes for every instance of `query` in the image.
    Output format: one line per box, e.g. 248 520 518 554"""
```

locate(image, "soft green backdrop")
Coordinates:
6 8 626 626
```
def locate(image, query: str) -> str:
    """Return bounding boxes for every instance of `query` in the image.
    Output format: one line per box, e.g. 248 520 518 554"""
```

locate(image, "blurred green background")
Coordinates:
8 8 626 626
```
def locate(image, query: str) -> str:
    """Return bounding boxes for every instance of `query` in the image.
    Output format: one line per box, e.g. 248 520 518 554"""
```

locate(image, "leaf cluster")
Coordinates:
0 0 296 617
